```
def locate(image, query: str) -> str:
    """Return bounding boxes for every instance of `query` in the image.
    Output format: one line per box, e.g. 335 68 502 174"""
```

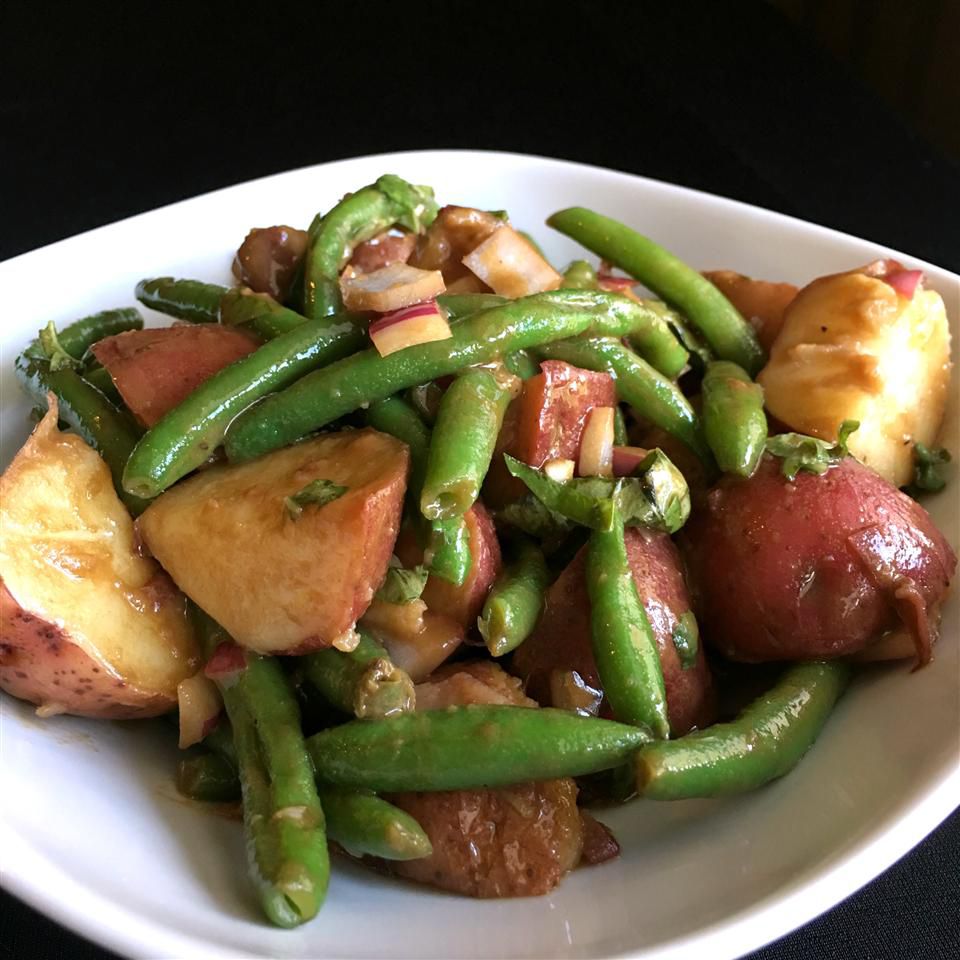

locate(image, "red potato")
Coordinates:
360 598 464 682
138 429 408 654
0 402 198 719
421 501 502 628
232 225 309 301
703 270 798 352
385 662 585 898
349 228 416 274
681 455 957 665
409 205 503 284
484 360 617 506
513 528 716 736
91 324 260 427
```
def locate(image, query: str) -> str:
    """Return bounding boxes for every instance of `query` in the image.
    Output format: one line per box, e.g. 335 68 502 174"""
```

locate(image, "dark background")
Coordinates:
1 1 958 958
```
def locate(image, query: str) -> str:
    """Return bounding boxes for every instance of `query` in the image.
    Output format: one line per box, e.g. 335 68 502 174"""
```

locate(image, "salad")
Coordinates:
0 174 955 926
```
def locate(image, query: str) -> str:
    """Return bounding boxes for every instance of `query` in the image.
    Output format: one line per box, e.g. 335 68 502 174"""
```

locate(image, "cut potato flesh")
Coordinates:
138 429 408 654
0 401 197 718
462 226 563 298
758 270 951 487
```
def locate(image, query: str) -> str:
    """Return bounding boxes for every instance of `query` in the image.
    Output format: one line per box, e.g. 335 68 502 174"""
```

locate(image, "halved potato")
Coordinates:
0 401 198 718
758 266 951 487
138 429 408 654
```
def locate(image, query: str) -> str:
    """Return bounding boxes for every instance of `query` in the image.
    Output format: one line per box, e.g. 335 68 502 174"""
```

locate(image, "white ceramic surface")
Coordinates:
0 151 957 960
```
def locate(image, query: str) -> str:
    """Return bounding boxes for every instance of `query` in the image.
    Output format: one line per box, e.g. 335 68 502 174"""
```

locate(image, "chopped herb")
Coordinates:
38 322 81 372
671 612 700 670
909 443 951 494
503 449 690 534
283 478 347 519
376 561 429 604
765 420 859 481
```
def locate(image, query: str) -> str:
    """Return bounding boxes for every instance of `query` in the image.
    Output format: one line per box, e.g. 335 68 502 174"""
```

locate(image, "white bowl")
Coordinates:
1 150 957 960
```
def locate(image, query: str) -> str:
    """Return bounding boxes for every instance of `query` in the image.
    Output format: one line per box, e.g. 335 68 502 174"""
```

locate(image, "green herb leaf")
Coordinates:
38 322 82 372
283 478 347 519
671 611 700 670
375 175 439 233
765 420 860 481
503 450 690 535
376 562 429 604
909 443 951 494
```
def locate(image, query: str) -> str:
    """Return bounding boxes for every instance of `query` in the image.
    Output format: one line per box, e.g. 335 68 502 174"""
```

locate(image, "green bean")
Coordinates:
366 396 430 516
135 277 226 323
195 610 328 927
49 307 143 358
478 537 549 657
189 723 430 860
420 369 513 519
122 312 365 498
613 405 628 446
548 207 765 374
439 292 507 320
536 336 712 467
406 382 444 425
503 349 539 380
319 788 432 861
224 290 666 463
219 288 311 339
15 353 148 514
303 630 415 718
303 174 438 319
81 364 121 402
587 510 669 738
177 752 241 803
424 514 472 586
562 259 598 289
702 360 767 477
306 705 651 792
635 662 851 799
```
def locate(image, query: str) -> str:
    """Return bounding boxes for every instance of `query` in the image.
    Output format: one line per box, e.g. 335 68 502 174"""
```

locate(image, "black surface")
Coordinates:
1 1 958 958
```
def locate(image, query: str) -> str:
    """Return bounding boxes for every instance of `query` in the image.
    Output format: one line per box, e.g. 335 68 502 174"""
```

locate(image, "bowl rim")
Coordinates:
1 147 958 960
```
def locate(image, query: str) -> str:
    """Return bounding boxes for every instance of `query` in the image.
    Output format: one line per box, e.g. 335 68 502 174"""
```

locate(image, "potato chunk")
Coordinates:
0 401 197 718
384 662 585 898
138 429 408 654
758 267 951 487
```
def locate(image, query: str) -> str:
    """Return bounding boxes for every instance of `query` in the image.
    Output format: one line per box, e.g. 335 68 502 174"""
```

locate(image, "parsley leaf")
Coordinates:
283 479 347 519
909 443 951 494
671 611 700 670
765 420 859 481
376 562 429 605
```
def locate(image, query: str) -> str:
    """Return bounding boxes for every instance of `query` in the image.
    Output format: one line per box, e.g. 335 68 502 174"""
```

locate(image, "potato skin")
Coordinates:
703 270 798 352
385 662 584 898
420 502 501 628
91 325 260 427
0 581 180 719
681 456 957 663
0 402 197 718
138 429 408 654
513 529 716 736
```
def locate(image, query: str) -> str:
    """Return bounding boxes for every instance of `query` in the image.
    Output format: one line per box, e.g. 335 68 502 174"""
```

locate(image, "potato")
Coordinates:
680 455 957 664
0 401 198 718
421 502 501 628
91 324 260 427
138 429 408 654
703 270 798 351
385 662 585 898
409 205 503 284
757 266 952 487
513 528 716 736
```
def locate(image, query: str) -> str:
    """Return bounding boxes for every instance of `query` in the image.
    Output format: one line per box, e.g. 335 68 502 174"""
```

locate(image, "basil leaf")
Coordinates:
376 563 429 604
503 449 690 535
765 420 860 481
284 478 347 519
671 611 700 671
